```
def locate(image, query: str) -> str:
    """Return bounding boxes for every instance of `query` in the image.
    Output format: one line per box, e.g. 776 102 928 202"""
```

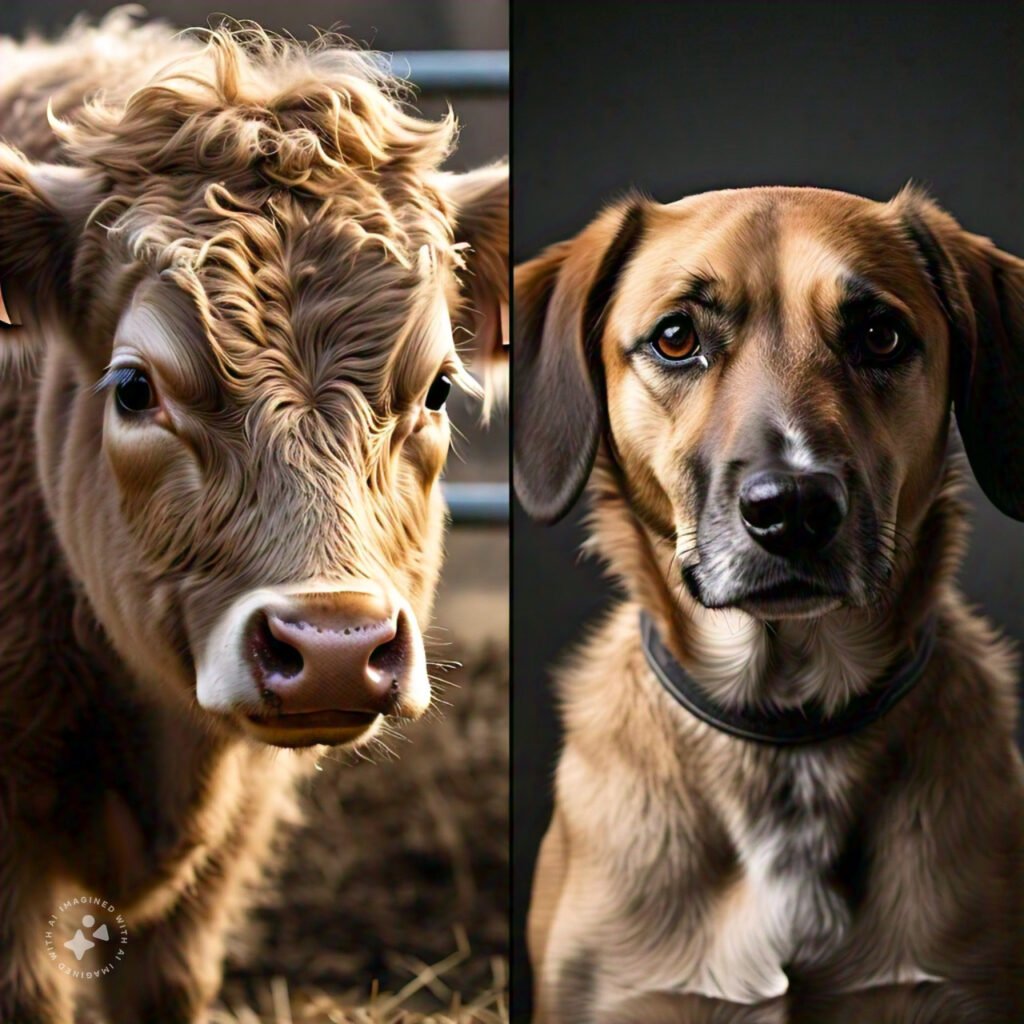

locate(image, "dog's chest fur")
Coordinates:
707 745 857 999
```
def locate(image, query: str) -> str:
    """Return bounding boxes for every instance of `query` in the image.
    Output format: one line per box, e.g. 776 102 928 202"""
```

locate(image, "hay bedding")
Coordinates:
215 642 509 1023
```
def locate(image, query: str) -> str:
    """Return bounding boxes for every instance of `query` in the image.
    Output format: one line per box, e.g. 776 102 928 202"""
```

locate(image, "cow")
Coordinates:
0 13 506 1023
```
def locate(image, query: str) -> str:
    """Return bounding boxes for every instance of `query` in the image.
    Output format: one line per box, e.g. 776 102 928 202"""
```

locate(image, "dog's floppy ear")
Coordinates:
897 188 1024 521
436 162 508 414
513 200 646 523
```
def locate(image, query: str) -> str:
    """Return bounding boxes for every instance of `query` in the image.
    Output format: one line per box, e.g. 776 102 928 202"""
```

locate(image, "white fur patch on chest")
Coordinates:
690 755 851 1003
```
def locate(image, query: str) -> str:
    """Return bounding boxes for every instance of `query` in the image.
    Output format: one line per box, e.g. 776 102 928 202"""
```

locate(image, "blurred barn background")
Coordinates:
0 2 508 1021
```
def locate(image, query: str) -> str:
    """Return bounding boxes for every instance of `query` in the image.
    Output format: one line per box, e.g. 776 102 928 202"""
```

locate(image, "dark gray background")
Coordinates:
512 0 1024 1018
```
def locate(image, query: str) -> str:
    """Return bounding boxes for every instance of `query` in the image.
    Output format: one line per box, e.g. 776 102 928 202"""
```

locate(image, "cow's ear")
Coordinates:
0 145 101 346
436 162 508 413
896 187 1024 521
513 199 647 524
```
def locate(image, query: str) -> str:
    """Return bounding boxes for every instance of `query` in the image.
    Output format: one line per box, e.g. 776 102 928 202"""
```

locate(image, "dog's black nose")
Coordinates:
738 469 848 556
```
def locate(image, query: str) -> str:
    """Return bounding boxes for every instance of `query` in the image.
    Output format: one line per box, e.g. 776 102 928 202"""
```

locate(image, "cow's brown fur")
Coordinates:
0 13 506 1023
515 187 1024 1022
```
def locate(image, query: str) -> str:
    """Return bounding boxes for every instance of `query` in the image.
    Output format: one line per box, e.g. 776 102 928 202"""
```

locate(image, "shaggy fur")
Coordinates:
0 12 506 1024
515 186 1024 1022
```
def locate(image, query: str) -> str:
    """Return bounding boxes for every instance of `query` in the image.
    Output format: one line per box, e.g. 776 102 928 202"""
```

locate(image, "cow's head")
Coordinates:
0 29 507 748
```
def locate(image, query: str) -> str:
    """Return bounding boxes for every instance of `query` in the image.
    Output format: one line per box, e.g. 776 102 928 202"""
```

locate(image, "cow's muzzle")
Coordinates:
195 582 429 747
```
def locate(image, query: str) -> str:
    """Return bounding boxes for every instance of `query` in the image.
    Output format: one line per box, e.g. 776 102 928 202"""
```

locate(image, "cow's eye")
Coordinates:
425 372 452 411
113 369 158 415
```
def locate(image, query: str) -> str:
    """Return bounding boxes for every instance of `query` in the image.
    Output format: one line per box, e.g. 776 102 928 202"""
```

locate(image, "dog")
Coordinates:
514 185 1024 1022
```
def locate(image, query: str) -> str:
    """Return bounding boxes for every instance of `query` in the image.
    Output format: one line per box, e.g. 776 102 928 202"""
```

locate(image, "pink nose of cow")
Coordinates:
246 591 414 717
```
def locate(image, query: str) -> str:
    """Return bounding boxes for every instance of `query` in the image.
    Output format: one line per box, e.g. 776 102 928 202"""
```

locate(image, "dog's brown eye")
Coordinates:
651 315 701 362
860 320 904 361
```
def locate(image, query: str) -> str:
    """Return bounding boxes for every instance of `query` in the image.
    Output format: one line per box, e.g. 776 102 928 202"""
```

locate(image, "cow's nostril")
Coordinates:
250 613 304 680
367 610 411 684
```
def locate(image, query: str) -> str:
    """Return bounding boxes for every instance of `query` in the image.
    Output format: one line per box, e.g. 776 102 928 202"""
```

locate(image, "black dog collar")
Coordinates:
640 610 938 745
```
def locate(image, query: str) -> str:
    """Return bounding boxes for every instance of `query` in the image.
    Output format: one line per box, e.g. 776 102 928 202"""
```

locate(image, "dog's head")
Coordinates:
515 186 1024 619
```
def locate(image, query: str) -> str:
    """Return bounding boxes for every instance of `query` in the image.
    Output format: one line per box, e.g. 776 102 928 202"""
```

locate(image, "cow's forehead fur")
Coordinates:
163 191 458 417
58 25 469 411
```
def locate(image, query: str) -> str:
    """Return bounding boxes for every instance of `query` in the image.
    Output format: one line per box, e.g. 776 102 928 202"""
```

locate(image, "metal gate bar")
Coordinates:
443 482 509 526
389 50 508 526
390 50 509 93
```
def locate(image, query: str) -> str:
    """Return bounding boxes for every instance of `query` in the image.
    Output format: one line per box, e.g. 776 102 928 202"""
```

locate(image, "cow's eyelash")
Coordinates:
93 367 141 395
445 360 481 396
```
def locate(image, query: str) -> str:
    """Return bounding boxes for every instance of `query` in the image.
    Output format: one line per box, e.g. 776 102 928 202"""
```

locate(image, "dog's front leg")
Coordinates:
529 809 572 1022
